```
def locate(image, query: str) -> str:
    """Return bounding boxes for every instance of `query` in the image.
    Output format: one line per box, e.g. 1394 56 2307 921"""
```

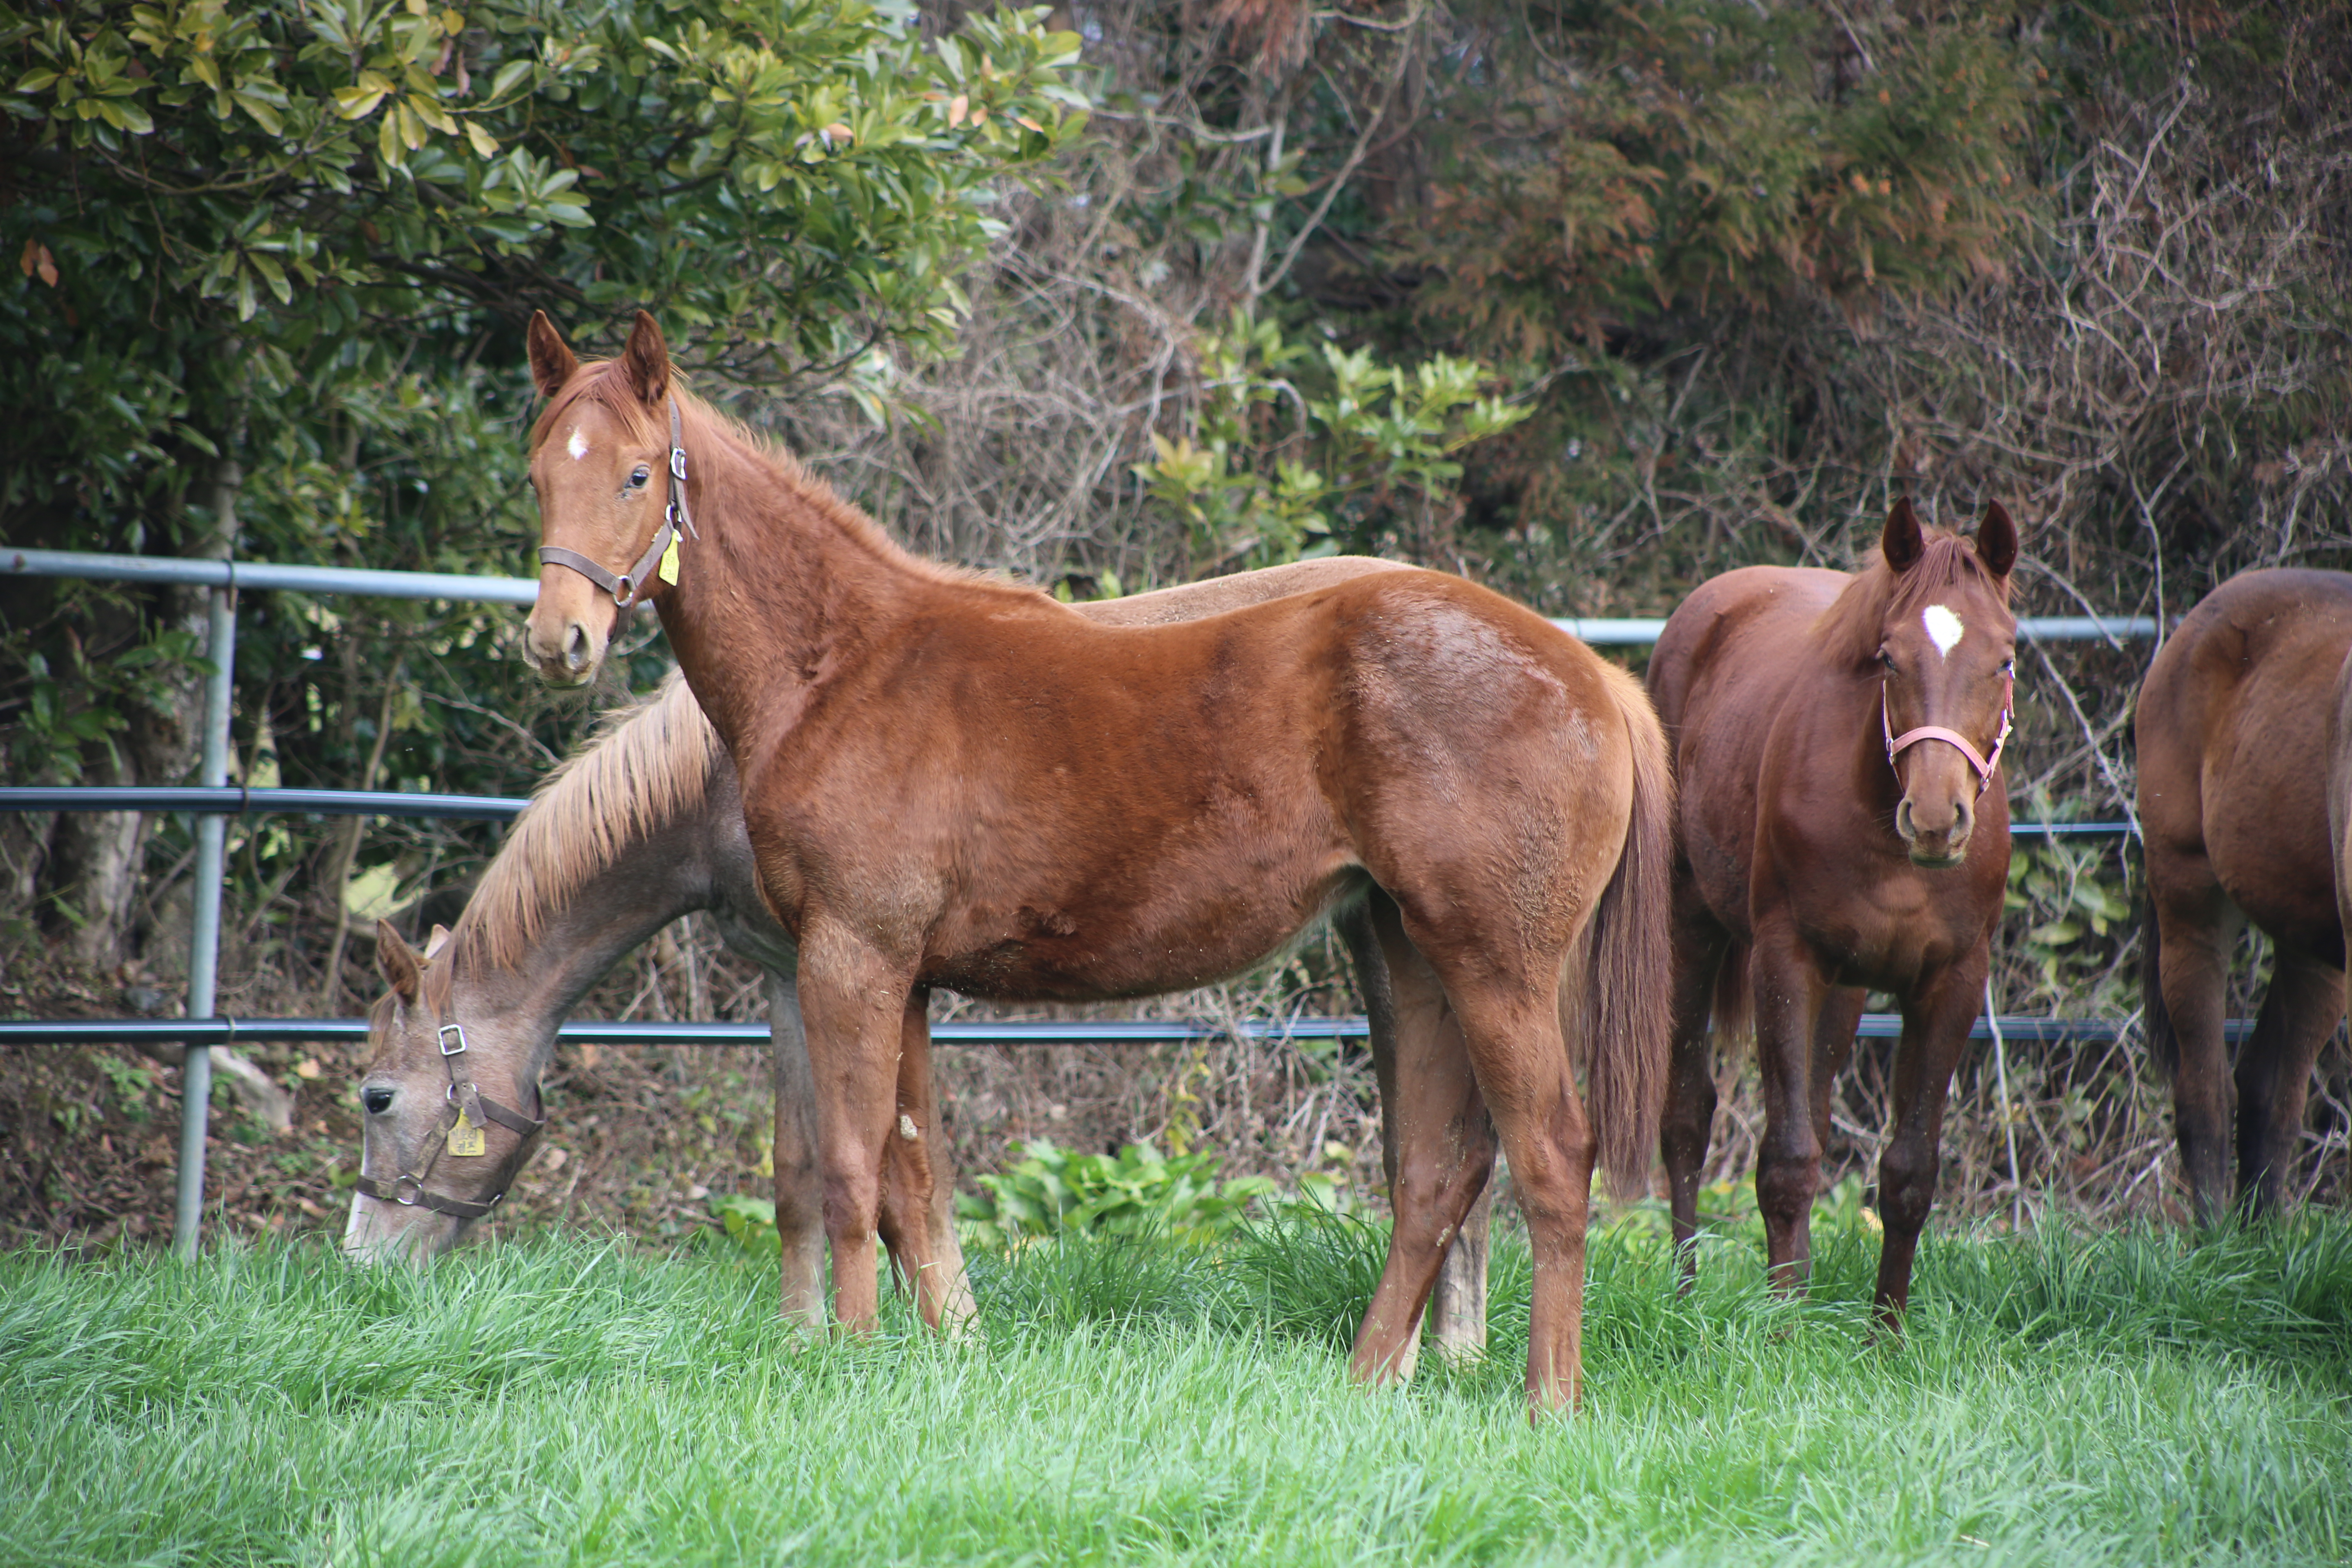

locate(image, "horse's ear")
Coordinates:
375 920 423 1005
527 310 577 400
1881 495 1925 574
620 310 670 405
423 923 453 961
1975 499 2018 578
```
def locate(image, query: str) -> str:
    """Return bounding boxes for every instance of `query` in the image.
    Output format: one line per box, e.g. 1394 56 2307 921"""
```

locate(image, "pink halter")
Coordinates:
1881 673 2012 797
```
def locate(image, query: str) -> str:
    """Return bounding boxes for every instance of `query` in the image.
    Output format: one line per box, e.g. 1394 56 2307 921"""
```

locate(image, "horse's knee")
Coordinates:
1876 1140 1940 1232
819 1165 882 1239
1755 1138 1820 1223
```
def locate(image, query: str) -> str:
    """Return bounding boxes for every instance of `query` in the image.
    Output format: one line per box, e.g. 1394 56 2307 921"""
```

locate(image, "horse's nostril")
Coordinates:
565 623 591 670
362 1086 395 1115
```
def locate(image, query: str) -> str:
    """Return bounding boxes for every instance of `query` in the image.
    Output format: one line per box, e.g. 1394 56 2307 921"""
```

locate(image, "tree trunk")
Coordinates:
42 440 242 973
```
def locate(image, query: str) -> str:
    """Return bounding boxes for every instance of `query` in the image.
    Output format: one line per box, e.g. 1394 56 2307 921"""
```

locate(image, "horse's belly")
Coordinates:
922 865 1360 1002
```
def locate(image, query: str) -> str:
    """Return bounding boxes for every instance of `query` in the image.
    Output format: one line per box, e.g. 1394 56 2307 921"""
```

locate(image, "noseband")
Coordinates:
537 395 700 608
1882 671 2013 799
354 990 547 1222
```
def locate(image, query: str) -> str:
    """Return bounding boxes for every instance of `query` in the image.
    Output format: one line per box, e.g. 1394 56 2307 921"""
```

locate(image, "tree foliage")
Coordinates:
0 0 1089 966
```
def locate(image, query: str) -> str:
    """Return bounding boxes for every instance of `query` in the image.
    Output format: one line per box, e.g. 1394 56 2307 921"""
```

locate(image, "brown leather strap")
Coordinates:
354 1171 501 1220
536 395 695 608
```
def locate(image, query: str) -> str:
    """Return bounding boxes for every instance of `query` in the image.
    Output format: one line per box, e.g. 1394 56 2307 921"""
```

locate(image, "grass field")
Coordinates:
4 1211 2349 1567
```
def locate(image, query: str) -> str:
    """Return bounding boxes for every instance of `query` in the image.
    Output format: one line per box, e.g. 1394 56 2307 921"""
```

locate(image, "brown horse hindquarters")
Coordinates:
2138 569 2352 1221
1651 503 2018 1319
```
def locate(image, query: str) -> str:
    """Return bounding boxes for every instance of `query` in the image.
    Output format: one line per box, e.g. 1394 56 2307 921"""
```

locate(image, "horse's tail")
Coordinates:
2140 895 2178 1079
1580 662 1676 1200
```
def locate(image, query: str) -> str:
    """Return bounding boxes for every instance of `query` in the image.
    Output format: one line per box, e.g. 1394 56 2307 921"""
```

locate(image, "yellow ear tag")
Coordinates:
657 535 682 585
446 1109 486 1157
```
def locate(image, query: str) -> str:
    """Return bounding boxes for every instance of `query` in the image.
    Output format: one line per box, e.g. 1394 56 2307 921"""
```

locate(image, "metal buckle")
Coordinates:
670 447 688 480
437 1022 468 1057
612 575 636 607
393 1174 423 1206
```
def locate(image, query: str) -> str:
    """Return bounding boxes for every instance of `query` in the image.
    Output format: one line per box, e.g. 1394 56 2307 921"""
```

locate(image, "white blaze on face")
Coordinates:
1922 604 1964 659
566 427 590 461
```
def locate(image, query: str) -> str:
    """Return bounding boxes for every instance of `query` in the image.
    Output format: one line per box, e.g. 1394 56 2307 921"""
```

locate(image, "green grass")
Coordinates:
3 1214 2348 1567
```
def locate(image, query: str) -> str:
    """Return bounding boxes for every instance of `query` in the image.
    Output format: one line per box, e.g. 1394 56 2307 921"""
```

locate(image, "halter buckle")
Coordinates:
438 1022 468 1057
393 1174 424 1207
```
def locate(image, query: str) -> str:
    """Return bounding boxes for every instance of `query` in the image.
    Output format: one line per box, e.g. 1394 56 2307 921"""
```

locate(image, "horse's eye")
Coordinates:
627 466 651 490
1878 649 1895 669
362 1086 395 1115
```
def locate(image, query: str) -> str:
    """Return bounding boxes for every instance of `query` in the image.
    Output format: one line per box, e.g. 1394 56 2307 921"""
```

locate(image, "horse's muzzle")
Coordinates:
1895 793 1975 868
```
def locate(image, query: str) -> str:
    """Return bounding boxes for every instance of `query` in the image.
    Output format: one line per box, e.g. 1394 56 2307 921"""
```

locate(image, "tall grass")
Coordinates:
3 1214 2347 1566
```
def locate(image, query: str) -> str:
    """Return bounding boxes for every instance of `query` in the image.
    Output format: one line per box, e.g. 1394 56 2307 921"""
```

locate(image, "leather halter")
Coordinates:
1881 670 2013 799
537 395 699 608
354 987 546 1222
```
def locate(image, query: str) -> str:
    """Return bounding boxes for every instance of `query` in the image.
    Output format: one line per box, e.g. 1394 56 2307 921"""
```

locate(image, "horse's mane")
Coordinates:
1814 530 2011 668
530 357 1020 600
455 671 719 970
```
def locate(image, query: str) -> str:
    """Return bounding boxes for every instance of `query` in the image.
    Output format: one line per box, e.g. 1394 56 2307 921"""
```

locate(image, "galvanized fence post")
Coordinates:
173 578 237 1260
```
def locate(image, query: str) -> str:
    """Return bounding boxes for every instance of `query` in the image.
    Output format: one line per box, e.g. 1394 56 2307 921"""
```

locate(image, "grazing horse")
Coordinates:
516 310 1672 1412
346 559 1500 1356
1649 497 2018 1322
2139 569 2352 1223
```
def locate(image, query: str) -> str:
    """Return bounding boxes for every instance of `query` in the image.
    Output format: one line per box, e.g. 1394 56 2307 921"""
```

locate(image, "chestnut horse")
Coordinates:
347 559 1504 1358
2140 569 2352 1223
1649 498 2018 1322
517 311 1672 1411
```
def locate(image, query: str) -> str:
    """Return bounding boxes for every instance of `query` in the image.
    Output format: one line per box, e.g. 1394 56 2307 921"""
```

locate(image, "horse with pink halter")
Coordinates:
1649 497 2020 1324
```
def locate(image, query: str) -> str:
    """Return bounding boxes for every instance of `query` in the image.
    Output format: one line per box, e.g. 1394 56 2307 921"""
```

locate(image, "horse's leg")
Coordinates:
1749 921 1829 1293
1441 976 1595 1413
1348 902 1494 1388
1661 893 1730 1288
1871 947 1988 1325
1342 897 1488 1365
794 922 918 1332
875 987 977 1332
2150 859 2238 1225
1808 986 1869 1173
765 970 827 1329
2235 949 2342 1218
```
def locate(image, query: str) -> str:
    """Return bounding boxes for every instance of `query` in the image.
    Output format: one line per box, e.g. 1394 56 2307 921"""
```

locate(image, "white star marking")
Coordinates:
1923 604 1964 658
566 427 589 461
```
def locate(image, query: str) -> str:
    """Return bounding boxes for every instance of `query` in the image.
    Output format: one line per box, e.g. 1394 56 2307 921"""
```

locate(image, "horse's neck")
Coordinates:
656 425 913 755
450 804 724 1080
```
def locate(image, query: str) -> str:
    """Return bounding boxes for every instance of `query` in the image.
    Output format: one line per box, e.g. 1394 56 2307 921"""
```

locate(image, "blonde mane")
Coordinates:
456 671 720 969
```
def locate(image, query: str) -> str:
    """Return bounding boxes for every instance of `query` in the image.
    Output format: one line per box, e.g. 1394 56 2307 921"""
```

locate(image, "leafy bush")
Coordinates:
955 1138 1274 1249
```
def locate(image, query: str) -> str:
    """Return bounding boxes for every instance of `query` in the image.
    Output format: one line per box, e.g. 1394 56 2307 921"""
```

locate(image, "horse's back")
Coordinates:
1648 568 1850 893
1648 566 1850 733
1076 556 1412 626
2139 568 2352 956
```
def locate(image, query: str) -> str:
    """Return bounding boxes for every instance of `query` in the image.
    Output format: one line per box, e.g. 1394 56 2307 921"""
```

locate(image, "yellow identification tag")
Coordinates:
446 1109 487 1157
657 535 682 585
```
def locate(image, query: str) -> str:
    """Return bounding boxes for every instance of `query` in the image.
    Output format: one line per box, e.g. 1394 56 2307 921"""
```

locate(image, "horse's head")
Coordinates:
520 309 680 688
1872 496 2019 868
343 921 546 1264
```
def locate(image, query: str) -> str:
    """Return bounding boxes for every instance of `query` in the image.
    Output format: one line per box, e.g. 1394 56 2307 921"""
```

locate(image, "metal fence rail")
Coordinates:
2 543 2164 1253
0 1013 2238 1049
